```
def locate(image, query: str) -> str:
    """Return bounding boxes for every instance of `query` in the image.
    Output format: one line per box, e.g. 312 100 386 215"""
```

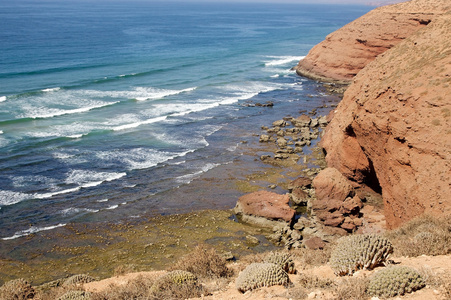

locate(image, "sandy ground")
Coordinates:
84 254 451 300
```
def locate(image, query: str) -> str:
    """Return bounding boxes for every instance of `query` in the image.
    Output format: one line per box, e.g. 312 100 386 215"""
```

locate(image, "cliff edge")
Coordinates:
293 0 450 84
319 2 451 229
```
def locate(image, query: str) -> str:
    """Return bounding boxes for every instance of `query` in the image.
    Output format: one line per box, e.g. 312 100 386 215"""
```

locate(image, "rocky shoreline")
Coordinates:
0 88 346 286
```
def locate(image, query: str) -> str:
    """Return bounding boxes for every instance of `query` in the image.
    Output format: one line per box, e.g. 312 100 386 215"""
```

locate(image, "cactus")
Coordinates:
57 290 91 300
236 263 290 293
367 266 425 297
329 234 393 276
0 278 35 299
151 270 198 292
264 251 296 274
63 274 96 286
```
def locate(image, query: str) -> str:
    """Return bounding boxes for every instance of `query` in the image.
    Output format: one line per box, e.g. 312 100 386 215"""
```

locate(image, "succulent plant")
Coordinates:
329 234 393 276
57 290 91 300
63 274 96 286
367 266 425 298
236 263 290 293
0 278 35 299
151 270 198 292
264 251 296 274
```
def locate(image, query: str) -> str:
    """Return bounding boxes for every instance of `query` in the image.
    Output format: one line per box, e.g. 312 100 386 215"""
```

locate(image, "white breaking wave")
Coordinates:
41 87 61 92
95 147 189 170
135 87 196 101
22 101 119 119
34 187 82 199
2 223 66 240
2 171 127 203
264 55 305 66
0 190 31 207
112 116 167 131
175 163 219 184
106 204 119 210
59 207 99 216
65 169 127 186
0 96 6 102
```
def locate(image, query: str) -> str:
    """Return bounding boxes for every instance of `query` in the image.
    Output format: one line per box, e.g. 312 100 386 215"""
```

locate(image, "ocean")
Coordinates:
0 0 372 240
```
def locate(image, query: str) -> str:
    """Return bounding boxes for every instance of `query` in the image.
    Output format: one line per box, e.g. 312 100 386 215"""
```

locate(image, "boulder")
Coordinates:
290 187 309 205
304 237 326 250
312 167 354 203
292 115 311 127
234 191 295 225
288 177 313 190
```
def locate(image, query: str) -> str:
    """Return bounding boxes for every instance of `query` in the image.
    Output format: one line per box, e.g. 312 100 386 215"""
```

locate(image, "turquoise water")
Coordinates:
0 0 372 239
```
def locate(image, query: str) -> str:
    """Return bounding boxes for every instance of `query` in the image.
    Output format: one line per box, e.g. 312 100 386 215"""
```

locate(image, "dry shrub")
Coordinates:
418 266 451 300
0 278 35 300
286 286 308 299
333 277 368 300
149 276 206 300
291 245 331 268
90 275 154 300
385 214 451 257
113 264 137 276
171 244 232 278
91 273 207 300
297 272 335 290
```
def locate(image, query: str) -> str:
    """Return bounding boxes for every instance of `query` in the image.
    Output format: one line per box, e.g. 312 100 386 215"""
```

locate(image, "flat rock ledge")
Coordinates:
233 191 295 228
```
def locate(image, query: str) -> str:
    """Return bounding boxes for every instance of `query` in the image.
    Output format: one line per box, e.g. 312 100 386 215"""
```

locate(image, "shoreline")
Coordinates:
0 85 342 286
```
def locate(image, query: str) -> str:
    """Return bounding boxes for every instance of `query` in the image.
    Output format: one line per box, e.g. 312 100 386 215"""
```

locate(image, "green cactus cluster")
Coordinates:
63 274 96 286
367 266 425 298
0 278 35 299
57 290 91 300
329 234 393 276
264 251 296 274
236 263 290 293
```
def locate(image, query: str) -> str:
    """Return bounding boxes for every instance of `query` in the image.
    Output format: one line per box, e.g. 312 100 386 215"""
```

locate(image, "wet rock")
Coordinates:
290 188 309 205
272 120 287 127
292 115 312 127
246 235 260 245
276 138 287 148
274 154 289 160
288 177 313 190
260 155 271 161
259 134 270 142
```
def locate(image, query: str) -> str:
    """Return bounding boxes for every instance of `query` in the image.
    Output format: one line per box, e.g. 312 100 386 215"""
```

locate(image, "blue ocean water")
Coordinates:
0 0 372 240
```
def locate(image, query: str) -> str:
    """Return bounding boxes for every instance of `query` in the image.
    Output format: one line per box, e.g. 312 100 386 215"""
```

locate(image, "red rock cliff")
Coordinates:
319 4 451 229
294 0 449 83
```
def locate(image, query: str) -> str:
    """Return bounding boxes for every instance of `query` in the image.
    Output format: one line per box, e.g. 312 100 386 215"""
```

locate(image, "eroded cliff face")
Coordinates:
294 0 450 83
321 9 451 229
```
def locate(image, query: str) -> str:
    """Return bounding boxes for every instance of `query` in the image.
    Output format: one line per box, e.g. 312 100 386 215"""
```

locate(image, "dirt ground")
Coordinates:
84 254 451 300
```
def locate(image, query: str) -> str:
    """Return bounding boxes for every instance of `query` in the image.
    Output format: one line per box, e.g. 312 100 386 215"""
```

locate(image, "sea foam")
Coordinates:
135 87 196 101
264 55 305 66
2 223 66 240
41 87 61 92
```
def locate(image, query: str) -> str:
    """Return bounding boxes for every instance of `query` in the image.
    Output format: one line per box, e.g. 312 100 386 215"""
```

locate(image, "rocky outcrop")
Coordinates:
312 168 363 233
293 0 450 83
234 191 295 227
320 5 451 228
